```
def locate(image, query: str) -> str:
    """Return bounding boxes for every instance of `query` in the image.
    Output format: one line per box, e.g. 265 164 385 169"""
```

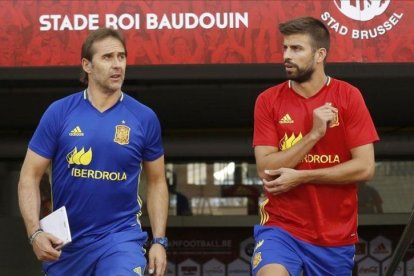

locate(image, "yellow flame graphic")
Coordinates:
280 132 303 151
72 147 85 164
66 147 92 166
66 147 77 165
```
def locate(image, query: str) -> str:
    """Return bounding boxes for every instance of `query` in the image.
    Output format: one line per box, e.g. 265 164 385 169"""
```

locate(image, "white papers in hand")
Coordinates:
40 206 72 249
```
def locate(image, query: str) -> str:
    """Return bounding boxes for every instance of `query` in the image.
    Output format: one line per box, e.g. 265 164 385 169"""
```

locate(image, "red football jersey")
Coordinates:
253 77 379 246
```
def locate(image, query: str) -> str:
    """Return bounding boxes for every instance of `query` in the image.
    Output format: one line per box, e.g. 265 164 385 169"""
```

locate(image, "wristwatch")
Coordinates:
152 237 168 249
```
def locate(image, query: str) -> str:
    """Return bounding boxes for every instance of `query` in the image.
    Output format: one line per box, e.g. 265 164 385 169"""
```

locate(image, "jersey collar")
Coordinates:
83 89 124 102
288 76 331 88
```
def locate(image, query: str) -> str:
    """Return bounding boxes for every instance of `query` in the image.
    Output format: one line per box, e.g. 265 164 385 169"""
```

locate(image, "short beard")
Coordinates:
287 65 314 83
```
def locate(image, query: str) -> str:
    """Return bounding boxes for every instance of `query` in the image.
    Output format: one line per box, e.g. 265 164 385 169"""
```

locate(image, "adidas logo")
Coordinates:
279 114 294 124
69 126 84 137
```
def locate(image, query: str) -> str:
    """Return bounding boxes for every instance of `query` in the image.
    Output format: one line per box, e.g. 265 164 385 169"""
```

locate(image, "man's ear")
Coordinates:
316 48 327 64
82 58 92 74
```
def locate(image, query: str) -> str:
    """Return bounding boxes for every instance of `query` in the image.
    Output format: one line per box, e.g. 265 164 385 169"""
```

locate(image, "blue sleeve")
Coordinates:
28 102 62 159
142 111 164 161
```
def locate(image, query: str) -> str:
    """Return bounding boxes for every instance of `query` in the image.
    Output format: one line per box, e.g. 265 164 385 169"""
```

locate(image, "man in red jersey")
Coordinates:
251 17 379 276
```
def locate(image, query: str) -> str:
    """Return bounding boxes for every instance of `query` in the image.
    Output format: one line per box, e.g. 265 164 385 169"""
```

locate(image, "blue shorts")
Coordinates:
251 225 355 276
43 229 148 276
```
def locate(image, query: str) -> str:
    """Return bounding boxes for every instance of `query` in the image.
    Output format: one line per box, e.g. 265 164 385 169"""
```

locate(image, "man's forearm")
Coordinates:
18 149 50 236
256 131 321 178
301 158 375 185
147 180 168 237
18 180 41 236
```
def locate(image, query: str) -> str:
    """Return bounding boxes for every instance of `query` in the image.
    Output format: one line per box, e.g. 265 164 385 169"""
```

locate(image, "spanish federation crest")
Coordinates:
114 124 130 145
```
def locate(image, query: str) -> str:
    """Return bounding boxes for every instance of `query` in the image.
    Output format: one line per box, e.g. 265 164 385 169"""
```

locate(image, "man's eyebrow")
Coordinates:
283 44 303 48
102 51 126 56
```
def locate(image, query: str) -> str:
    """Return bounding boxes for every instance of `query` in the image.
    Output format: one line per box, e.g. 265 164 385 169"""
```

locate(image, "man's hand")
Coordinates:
311 103 338 139
263 168 305 195
148 244 167 275
32 232 63 261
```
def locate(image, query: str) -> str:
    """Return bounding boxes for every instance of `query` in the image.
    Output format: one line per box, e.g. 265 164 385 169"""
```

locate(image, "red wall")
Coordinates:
1 0 413 66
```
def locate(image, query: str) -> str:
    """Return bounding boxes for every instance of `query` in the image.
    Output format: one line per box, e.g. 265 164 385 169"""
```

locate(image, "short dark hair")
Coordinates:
80 28 127 85
279 17 330 53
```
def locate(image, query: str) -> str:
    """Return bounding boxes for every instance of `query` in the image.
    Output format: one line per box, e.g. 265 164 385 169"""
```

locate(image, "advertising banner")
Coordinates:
1 0 413 67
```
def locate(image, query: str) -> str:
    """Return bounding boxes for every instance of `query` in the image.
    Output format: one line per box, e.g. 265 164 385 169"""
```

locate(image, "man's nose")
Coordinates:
112 57 122 67
283 48 292 60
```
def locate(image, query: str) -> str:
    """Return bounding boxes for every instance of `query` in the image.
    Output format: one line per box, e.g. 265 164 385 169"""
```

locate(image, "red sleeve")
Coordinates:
253 91 278 147
344 87 379 149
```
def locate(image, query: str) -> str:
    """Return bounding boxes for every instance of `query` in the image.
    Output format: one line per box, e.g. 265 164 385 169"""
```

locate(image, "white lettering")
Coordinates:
321 11 330 21
38 14 99 31
185 13 198 29
331 22 341 32
338 25 348 35
383 21 392 31
171 13 184 29
73 14 91 31
146 12 248 30
389 14 399 25
393 12 403 19
320 12 348 36
118 13 139 30
346 11 403 40
199 13 215 29
235 12 248 28
368 28 378 39
377 25 386 35
146 14 158 29
352 29 360 39
321 9 403 40
105 14 140 30
50 15 62 31
39 15 51 31
361 30 369 39
216 13 228 29
60 15 73 30
327 16 337 26
159 14 173 29
88 14 99 30
105 14 118 29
